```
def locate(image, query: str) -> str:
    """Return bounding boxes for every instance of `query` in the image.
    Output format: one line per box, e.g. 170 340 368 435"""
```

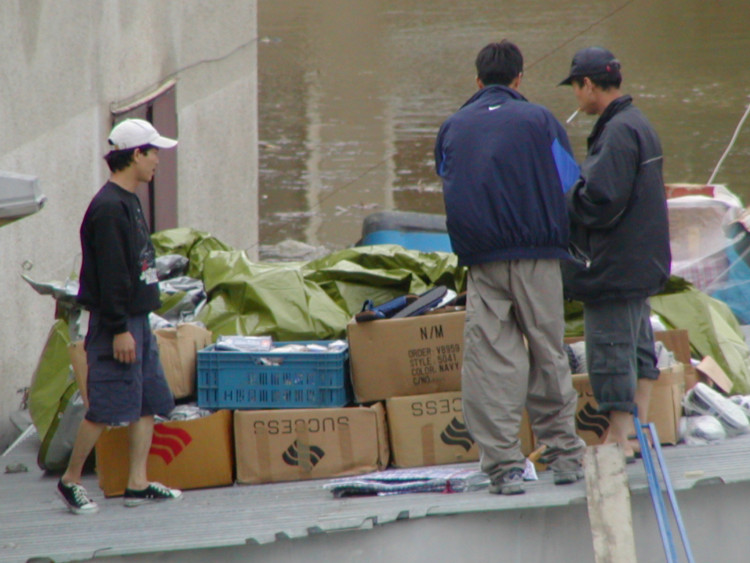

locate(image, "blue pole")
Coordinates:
635 414 679 562
649 422 695 563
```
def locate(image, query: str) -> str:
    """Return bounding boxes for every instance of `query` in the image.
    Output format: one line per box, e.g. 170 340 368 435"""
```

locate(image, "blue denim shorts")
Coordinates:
84 313 174 425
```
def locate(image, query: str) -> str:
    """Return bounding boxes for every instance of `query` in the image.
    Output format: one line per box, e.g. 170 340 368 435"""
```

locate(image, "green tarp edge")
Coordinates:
28 318 72 439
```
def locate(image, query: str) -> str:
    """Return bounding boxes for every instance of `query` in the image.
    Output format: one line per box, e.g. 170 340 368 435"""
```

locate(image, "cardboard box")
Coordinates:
69 322 212 401
653 330 691 365
572 364 685 446
96 409 234 497
688 355 734 394
234 404 389 484
347 310 465 403
653 329 697 386
154 323 213 399
385 391 534 467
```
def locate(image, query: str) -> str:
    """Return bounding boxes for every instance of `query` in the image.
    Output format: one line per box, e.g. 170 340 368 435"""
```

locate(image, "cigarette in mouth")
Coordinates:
566 109 579 124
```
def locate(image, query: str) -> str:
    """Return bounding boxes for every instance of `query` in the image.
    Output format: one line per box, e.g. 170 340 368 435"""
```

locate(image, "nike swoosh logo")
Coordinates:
488 105 502 111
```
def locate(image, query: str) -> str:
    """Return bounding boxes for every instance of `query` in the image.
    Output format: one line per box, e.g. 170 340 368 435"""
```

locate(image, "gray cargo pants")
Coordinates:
461 259 585 480
583 298 660 414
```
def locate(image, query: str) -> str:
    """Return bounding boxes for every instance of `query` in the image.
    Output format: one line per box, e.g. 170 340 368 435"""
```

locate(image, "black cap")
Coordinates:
559 46 620 86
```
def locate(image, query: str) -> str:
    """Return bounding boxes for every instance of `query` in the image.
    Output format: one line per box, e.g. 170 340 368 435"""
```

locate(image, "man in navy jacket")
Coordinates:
435 40 585 495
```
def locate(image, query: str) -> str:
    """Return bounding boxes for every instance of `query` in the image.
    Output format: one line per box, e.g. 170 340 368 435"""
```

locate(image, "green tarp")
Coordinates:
27 319 71 439
27 228 750 440
651 287 750 394
151 229 466 341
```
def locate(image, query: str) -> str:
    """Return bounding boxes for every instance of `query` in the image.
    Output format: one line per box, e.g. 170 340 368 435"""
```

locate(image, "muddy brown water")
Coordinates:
257 0 750 259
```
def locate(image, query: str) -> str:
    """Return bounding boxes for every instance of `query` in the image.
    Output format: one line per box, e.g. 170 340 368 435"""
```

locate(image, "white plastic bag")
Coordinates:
679 415 726 446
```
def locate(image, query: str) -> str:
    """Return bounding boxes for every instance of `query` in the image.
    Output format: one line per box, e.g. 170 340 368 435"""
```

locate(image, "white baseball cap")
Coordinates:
107 118 178 152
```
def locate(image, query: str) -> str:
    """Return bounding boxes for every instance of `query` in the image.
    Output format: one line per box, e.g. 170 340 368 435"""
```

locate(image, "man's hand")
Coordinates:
113 332 137 364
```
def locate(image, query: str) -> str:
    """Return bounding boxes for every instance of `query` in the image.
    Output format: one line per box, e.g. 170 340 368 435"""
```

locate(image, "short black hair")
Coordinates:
103 144 156 172
571 71 621 90
475 40 523 86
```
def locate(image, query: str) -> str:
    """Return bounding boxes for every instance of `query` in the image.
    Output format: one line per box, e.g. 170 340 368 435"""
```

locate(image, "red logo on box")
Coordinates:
149 425 193 465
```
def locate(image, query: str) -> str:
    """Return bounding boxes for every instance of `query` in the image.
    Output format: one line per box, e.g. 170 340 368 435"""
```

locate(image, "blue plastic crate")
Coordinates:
196 341 351 409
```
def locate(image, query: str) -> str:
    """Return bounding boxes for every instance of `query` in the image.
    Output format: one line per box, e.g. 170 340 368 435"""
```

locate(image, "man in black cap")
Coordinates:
559 47 671 460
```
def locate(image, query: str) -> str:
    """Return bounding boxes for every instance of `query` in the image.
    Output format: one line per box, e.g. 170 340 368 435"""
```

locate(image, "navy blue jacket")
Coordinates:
435 85 579 266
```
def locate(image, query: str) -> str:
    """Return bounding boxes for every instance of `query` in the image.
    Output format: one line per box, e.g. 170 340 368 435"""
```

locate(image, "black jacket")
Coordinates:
435 85 579 266
562 96 671 303
77 182 161 333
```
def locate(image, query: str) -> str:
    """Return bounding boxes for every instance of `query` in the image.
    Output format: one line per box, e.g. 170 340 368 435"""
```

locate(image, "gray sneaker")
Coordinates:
488 468 525 495
57 479 99 515
553 468 584 485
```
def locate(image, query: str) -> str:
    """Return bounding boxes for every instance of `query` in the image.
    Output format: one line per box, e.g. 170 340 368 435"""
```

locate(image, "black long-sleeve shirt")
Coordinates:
77 181 161 333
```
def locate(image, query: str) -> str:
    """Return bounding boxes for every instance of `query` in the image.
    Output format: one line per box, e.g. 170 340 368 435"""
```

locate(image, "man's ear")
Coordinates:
476 76 485 90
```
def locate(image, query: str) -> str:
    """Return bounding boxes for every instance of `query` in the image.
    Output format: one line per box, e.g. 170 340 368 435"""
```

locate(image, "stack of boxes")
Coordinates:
346 320 687 469
347 308 534 467
90 314 689 496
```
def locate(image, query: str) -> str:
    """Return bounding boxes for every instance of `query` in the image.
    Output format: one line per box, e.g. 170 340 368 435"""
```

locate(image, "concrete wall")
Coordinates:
0 1 258 449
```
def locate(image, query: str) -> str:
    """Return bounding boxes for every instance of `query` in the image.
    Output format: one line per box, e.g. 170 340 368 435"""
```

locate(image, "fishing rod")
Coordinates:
256 0 639 252
525 0 637 72
707 100 750 185
527 0 637 125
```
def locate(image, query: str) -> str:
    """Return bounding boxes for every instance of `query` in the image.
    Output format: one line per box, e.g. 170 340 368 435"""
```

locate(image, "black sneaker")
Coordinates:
124 482 183 507
488 468 525 495
57 479 99 515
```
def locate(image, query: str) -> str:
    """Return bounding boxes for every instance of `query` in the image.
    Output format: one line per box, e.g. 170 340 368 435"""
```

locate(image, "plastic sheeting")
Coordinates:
667 186 750 324
27 319 72 439
151 227 233 279
191 244 465 341
151 229 466 341
651 287 750 395
154 228 750 392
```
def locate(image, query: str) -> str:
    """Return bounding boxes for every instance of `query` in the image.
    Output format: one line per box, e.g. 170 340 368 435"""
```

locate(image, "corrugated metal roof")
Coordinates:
2 430 750 562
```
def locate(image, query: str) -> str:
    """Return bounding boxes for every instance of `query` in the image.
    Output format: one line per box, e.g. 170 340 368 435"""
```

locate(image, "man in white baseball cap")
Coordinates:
107 118 178 151
56 118 181 515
